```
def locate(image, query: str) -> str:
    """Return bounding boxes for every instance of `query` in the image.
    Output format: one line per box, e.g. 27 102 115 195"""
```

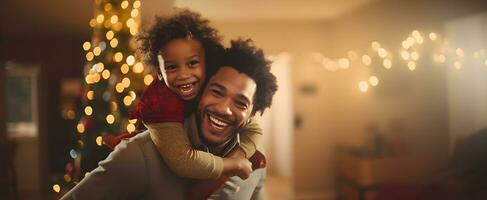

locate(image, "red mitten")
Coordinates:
130 78 185 123
103 132 134 150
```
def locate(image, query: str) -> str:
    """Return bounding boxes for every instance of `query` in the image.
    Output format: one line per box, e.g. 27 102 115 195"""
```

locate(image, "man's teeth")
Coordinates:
209 115 230 128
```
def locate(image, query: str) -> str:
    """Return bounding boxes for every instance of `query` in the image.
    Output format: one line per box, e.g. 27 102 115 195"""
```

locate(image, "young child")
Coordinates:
125 9 263 180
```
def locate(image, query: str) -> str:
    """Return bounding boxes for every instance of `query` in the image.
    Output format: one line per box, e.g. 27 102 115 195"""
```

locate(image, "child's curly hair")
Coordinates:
137 9 224 78
222 39 278 115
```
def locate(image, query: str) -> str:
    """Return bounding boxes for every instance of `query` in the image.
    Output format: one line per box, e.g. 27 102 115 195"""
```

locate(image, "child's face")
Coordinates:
160 39 206 100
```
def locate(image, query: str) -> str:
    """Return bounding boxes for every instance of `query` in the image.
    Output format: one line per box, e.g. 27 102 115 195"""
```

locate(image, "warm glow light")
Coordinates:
83 42 91 51
86 52 94 61
484 59 487 66
110 38 118 48
407 37 416 46
104 3 112 11
129 91 137 100
113 22 123 31
84 106 93 116
144 74 154 85
126 18 136 28
129 118 137 124
106 31 114 40
133 62 144 73
371 41 381 51
401 50 410 60
123 95 133 106
89 19 97 27
130 27 138 36
96 14 105 23
53 184 61 193
412 30 420 37
408 61 416 71
383 59 392 69
347 51 358 61
85 75 93 84
64 174 72 182
96 136 103 146
362 55 372 66
114 52 123 62
131 9 139 18
87 90 94 100
402 40 411 49
67 110 75 120
94 62 104 72
122 77 131 87
429 32 437 40
369 76 379 86
106 114 115 124
338 58 350 69
378 48 388 58
127 123 136 132
92 73 101 83
115 83 125 93
454 61 462 70
438 54 446 63
93 47 102 56
77 123 85 133
121 0 129 9
110 15 118 24
102 69 110 79
359 81 369 93
133 0 141 9
411 51 419 61
126 55 135 66
415 36 424 44
456 48 465 57
111 101 118 111
120 64 129 74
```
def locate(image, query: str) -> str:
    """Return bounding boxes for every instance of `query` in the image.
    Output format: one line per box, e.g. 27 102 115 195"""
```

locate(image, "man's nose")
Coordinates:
215 99 232 116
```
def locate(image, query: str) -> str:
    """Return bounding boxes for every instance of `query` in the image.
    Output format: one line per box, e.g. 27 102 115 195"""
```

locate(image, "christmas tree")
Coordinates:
53 0 154 193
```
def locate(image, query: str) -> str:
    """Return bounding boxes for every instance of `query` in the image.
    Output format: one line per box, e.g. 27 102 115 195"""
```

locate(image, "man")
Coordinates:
61 39 278 200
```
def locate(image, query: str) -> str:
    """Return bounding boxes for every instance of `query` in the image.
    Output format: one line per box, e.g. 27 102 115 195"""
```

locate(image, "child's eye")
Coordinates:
164 64 177 71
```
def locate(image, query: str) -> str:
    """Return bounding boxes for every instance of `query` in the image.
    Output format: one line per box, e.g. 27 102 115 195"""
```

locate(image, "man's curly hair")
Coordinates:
222 39 278 115
137 9 223 78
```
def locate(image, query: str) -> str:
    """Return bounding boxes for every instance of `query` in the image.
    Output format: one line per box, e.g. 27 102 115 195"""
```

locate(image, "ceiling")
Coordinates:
0 0 378 38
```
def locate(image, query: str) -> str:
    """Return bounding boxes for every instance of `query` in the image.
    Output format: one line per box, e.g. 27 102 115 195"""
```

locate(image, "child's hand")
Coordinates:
223 157 252 180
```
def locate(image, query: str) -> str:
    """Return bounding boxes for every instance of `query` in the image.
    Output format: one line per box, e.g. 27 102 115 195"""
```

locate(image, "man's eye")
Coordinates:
211 89 223 97
235 101 248 110
188 60 199 67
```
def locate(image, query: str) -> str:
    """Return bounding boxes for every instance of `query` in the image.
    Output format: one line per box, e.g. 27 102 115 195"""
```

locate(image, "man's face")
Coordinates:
198 66 256 146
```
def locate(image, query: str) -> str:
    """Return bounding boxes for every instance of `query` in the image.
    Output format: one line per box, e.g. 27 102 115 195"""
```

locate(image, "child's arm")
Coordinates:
146 122 252 179
239 118 263 158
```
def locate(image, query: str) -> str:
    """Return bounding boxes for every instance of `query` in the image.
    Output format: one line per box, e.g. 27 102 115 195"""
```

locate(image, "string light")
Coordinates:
94 62 104 72
86 52 94 61
126 55 135 66
77 123 85 133
53 184 61 193
130 27 138 36
347 51 358 61
123 95 133 106
454 61 462 70
87 90 94 100
102 69 110 79
129 118 137 124
121 0 129 9
338 58 350 69
111 101 118 111
362 55 372 66
114 52 123 62
408 61 417 71
129 91 137 100
83 42 91 51
84 106 93 116
104 3 112 11
110 15 118 24
411 51 420 61
115 83 125 93
126 18 135 28
106 114 115 124
371 41 381 51
122 77 131 87
484 59 487 66
369 76 379 86
96 136 103 146
96 14 105 23
133 62 144 73
456 48 464 57
401 50 410 60
131 9 139 18
66 110 75 120
93 47 102 56
63 174 72 182
106 31 114 40
89 19 97 27
127 123 136 132
429 32 437 40
359 81 369 93
110 38 119 48
144 74 154 85
120 63 129 74
133 0 141 9
378 48 388 58
383 59 392 69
